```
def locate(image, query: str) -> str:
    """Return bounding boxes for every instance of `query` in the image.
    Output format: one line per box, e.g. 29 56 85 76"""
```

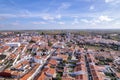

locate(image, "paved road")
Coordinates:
85 55 93 80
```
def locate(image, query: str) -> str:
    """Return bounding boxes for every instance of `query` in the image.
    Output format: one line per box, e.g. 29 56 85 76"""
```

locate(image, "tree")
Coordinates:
41 32 44 35
31 52 36 56
48 41 53 47
60 33 66 37
53 35 57 39
84 47 88 51
29 40 36 43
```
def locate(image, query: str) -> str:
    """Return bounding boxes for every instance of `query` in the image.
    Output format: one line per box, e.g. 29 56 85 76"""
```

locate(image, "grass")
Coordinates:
110 36 120 41
68 56 72 60
85 45 101 50
84 45 113 51
96 58 113 65
5 59 14 69
50 65 55 68
56 72 62 80
105 73 117 80
0 55 6 60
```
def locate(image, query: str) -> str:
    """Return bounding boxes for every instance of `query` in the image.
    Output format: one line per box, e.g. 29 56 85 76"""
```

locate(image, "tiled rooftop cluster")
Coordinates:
0 31 120 80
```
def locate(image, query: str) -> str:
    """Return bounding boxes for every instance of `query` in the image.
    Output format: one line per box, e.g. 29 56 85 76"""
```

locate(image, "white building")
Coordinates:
6 42 21 47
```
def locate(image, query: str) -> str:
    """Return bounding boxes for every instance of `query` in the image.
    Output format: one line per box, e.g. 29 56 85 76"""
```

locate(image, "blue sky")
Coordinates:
0 0 120 30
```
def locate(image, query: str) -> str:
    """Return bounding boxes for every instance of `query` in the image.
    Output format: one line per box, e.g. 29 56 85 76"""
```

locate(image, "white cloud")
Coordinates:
59 3 71 9
58 22 65 25
0 14 17 18
49 20 56 23
0 10 35 18
104 0 120 4
76 0 91 2
72 18 79 24
81 19 89 23
19 10 32 18
32 21 47 24
56 14 62 19
99 15 112 21
0 10 62 20
81 19 99 25
11 21 20 26
105 0 114 3
41 14 62 21
81 15 113 25
42 14 54 20
89 5 95 10
57 3 71 12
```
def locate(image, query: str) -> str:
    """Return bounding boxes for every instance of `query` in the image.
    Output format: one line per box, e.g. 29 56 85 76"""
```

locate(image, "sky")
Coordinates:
0 0 120 30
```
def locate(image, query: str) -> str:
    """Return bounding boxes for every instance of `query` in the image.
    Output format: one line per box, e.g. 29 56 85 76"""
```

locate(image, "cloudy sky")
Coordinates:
0 0 120 30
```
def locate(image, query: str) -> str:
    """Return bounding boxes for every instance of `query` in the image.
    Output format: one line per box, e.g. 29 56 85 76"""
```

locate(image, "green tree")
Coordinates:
48 41 53 47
